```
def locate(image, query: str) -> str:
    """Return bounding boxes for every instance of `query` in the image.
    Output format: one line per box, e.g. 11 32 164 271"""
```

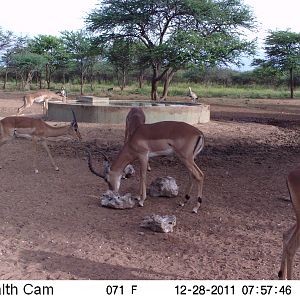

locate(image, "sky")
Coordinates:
0 0 300 69
0 0 99 36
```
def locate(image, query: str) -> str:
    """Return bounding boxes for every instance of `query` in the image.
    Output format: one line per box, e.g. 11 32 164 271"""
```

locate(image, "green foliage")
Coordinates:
254 30 300 98
86 0 257 99
0 27 14 51
264 30 300 70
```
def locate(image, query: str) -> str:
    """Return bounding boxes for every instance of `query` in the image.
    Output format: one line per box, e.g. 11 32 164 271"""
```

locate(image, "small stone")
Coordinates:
101 190 136 209
148 176 179 198
140 214 176 233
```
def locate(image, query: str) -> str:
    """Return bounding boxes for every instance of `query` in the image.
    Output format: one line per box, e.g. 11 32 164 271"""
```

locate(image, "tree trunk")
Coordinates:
46 63 50 89
160 69 176 101
2 68 8 89
120 69 126 91
289 67 294 99
80 60 84 95
138 69 144 89
24 71 33 90
151 65 159 100
151 78 159 100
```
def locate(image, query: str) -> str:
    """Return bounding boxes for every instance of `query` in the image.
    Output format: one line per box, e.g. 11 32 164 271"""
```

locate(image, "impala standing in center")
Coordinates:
88 120 205 213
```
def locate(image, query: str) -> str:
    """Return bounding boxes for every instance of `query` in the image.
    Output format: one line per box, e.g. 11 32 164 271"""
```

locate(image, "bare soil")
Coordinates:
0 91 300 280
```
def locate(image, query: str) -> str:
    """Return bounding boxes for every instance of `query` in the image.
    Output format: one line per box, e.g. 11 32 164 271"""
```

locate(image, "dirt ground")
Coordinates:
0 91 300 280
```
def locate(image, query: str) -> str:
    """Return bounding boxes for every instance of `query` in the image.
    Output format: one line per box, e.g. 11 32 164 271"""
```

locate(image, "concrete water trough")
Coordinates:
47 96 210 124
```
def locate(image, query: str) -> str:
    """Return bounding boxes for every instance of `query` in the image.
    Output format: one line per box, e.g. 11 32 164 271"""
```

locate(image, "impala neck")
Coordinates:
111 144 134 174
43 123 71 138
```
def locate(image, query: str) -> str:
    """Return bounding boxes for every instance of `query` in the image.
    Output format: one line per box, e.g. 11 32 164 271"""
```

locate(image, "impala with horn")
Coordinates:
278 166 300 279
0 111 81 173
88 121 205 213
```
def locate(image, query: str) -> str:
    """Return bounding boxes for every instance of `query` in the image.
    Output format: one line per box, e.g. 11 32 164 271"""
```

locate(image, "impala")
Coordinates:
124 107 151 173
88 121 205 213
278 167 300 279
17 88 67 115
0 111 81 173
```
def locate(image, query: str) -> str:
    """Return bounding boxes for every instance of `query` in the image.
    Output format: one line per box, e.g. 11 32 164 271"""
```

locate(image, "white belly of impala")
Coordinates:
149 148 174 157
34 96 46 103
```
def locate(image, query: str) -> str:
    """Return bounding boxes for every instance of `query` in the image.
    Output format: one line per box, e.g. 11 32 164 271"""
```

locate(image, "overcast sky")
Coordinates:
1 0 299 69
1 0 299 37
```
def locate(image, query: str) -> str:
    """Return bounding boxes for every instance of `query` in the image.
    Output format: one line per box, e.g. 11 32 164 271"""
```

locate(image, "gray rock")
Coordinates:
148 176 179 198
101 190 136 209
140 214 176 233
123 164 135 179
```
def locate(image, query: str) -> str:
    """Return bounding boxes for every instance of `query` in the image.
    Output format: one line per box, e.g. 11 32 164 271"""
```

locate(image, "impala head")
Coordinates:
70 110 82 140
87 150 132 192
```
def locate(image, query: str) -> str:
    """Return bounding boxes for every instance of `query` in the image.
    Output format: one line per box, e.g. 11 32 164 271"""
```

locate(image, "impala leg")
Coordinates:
40 140 59 171
17 104 27 115
178 156 204 213
193 162 205 213
279 224 299 279
32 137 39 173
138 157 148 207
286 226 300 280
44 99 49 115
180 172 194 207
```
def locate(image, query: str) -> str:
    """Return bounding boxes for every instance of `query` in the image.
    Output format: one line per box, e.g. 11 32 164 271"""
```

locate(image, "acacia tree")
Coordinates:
29 35 65 89
86 0 256 100
257 30 300 98
106 39 137 90
10 51 47 89
1 34 28 89
0 27 14 51
61 30 101 95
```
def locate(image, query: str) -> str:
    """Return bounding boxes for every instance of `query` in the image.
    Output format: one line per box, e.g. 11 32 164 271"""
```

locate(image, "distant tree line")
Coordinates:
0 0 299 98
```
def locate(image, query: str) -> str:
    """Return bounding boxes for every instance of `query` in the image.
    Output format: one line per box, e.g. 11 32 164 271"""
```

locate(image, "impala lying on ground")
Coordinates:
17 88 67 115
88 121 205 213
0 111 81 173
278 167 300 280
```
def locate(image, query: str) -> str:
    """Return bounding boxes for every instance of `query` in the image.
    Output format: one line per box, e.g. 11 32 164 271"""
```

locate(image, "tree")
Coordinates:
1 35 29 89
256 30 300 98
106 38 136 90
29 35 65 89
86 0 256 100
61 30 101 95
0 27 14 51
10 51 47 90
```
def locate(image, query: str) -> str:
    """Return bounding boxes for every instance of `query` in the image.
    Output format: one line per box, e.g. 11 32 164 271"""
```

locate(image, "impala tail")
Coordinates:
193 132 205 157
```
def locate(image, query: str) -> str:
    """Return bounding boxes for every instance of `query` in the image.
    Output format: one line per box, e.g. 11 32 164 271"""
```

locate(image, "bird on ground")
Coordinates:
188 87 198 102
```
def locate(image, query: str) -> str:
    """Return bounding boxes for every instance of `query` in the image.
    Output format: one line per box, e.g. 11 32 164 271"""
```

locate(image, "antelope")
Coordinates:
17 88 67 115
189 87 198 102
124 107 150 174
278 167 300 279
88 121 205 213
0 111 81 173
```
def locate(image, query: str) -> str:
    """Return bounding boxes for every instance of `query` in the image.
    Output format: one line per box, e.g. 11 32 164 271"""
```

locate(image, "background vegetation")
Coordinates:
0 0 299 99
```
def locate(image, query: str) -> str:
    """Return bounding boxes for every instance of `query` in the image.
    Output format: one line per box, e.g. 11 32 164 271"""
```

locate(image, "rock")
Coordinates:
140 214 176 233
148 176 178 197
123 164 135 179
100 190 136 209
